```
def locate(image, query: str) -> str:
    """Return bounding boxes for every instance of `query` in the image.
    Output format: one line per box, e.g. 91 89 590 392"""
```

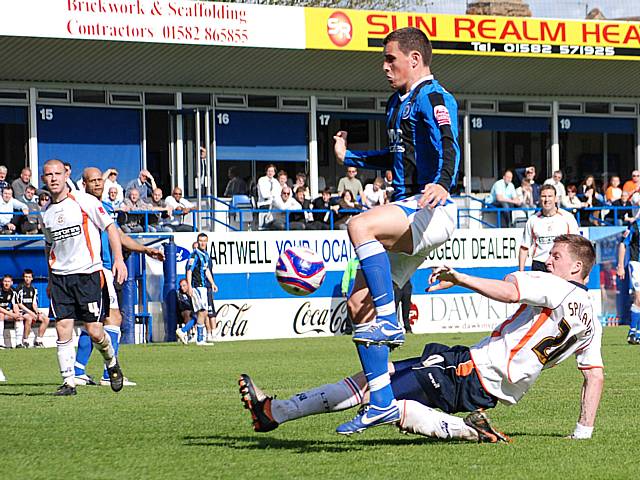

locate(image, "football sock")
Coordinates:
93 332 116 368
630 304 640 337
102 325 121 380
74 329 93 376
196 324 205 342
270 377 365 424
181 318 196 333
57 339 76 387
355 240 397 326
356 341 396 410
398 400 477 441
15 320 24 344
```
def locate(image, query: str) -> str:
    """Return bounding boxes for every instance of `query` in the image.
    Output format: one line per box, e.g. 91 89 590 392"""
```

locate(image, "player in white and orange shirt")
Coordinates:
41 159 127 396
238 234 603 442
519 184 579 272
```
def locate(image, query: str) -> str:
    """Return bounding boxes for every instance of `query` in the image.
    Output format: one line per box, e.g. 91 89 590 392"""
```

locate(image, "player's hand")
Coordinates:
112 259 128 285
145 247 165 261
186 285 193 297
212 284 218 293
418 183 448 209
617 264 626 279
426 266 459 292
333 131 348 164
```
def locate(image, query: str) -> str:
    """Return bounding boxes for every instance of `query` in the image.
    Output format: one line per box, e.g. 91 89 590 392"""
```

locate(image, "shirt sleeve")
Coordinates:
344 148 392 170
79 193 113 231
566 212 580 233
187 252 197 272
510 271 571 308
521 217 533 249
423 91 459 191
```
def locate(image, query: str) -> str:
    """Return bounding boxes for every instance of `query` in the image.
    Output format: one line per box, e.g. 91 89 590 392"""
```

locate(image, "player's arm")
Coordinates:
518 247 529 271
205 269 217 293
118 229 165 261
333 131 390 169
427 266 519 304
570 367 604 438
185 257 195 296
617 240 627 279
106 223 127 284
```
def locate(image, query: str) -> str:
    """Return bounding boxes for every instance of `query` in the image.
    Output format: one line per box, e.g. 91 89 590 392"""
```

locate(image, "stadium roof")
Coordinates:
1 35 639 100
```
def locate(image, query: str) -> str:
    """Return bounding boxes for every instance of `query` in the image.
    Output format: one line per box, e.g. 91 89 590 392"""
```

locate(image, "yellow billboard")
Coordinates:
305 8 640 60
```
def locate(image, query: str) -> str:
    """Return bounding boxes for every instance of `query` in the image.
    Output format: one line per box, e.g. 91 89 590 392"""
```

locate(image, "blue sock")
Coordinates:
181 318 196 333
196 324 205 342
103 325 121 380
355 241 397 325
74 329 93 376
356 342 396 410
631 306 640 337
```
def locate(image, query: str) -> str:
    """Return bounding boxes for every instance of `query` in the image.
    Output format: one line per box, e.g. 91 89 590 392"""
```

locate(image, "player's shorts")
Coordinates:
102 268 119 310
388 196 457 287
190 287 209 312
49 271 105 323
207 288 216 317
629 261 640 291
390 343 497 414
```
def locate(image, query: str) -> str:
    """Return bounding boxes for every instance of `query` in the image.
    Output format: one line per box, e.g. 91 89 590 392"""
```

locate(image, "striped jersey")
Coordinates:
344 75 460 200
187 248 211 288
470 271 603 405
42 192 113 275
623 221 640 262
16 284 38 310
521 210 579 262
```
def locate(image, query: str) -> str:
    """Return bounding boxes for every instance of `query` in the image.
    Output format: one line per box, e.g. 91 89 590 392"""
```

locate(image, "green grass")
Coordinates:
0 327 637 479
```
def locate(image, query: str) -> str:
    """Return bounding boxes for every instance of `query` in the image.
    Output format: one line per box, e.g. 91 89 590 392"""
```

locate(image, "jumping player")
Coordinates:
519 184 579 272
74 167 164 386
617 220 640 344
16 269 49 347
332 27 459 433
240 235 604 441
41 159 126 396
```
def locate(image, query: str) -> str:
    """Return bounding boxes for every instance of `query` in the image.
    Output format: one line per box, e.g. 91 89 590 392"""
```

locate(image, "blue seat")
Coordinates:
230 195 254 230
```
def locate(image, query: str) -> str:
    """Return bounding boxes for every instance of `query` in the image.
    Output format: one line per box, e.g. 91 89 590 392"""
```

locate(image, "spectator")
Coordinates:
144 188 174 232
223 166 248 197
266 185 303 230
164 187 195 232
623 170 640 195
311 189 333 230
0 186 28 234
102 168 124 203
176 278 195 333
605 189 633 225
561 184 588 226
486 169 522 228
104 186 124 215
384 169 394 198
292 172 310 199
544 170 566 203
362 177 387 208
333 189 362 230
337 167 364 200
125 169 156 200
0 165 8 193
19 185 41 234
121 188 151 233
36 191 50 211
16 269 48 348
277 170 290 190
11 167 33 199
579 175 604 225
515 165 541 205
0 274 26 348
289 186 316 230
257 164 280 208
62 162 80 191
605 176 622 203
515 179 535 209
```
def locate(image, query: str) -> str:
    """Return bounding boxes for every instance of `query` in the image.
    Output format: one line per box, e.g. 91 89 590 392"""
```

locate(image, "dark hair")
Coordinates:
540 184 557 196
3 274 12 280
503 169 513 176
566 184 578 193
277 170 288 178
554 234 596 279
341 189 354 201
63 162 72 169
383 27 432 67
265 164 277 174
321 188 331 195
197 233 208 241
23 269 33 275
295 186 306 195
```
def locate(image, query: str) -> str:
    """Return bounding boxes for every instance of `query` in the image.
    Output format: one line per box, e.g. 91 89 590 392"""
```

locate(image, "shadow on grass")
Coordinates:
507 431 565 438
0 391 57 397
183 434 440 453
0 383 60 387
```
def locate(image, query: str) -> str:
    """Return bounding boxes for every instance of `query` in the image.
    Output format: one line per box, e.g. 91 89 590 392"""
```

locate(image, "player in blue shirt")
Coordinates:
617 221 640 344
74 167 164 386
333 27 460 434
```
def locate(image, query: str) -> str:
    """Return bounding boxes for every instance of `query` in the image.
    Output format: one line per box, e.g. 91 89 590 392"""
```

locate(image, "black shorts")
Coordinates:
49 271 105 323
390 343 497 414
207 288 216 317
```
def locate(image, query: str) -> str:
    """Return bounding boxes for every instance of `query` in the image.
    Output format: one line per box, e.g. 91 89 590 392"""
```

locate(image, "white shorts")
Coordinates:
190 287 209 312
629 261 640 291
102 268 119 310
388 196 457 287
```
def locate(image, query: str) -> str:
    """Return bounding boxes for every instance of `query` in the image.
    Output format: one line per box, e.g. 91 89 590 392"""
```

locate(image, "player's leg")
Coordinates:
13 315 25 348
628 264 640 344
49 274 78 395
21 312 34 347
176 310 195 344
192 288 210 346
74 328 94 384
0 312 5 349
35 313 49 347
206 289 217 343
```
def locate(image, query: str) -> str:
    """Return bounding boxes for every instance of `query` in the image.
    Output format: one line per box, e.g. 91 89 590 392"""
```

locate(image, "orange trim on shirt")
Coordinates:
507 307 552 382
68 193 96 262
455 360 474 377
491 304 526 338
468 351 494 399
48 249 56 267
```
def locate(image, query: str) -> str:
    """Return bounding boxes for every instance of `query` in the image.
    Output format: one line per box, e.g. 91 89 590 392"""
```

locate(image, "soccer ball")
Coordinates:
275 247 326 296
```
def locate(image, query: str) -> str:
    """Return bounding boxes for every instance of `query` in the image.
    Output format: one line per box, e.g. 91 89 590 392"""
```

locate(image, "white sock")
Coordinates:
398 400 478 442
56 339 76 387
271 377 364 424
0 320 5 346
15 321 24 344
93 333 116 368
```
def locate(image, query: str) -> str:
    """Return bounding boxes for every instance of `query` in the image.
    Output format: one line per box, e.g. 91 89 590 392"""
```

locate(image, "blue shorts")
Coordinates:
390 343 497 414
207 288 217 317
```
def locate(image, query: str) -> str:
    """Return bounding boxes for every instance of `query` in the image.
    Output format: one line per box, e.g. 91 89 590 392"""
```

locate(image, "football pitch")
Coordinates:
0 327 637 479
